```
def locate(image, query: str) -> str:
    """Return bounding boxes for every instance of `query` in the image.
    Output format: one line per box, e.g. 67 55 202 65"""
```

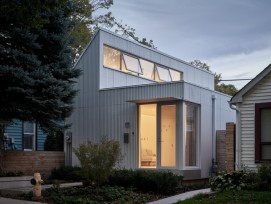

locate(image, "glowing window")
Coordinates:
103 46 121 70
169 69 182 81
123 54 142 74
156 66 171 82
139 59 155 80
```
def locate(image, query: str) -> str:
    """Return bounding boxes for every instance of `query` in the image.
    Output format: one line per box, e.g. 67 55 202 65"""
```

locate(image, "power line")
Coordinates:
219 78 252 82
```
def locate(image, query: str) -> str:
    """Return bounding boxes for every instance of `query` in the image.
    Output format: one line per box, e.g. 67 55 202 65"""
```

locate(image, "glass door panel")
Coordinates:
161 105 176 167
139 104 157 168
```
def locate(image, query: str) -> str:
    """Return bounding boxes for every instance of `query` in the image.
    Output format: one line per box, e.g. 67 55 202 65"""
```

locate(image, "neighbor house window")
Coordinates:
23 122 35 150
103 45 183 82
255 103 271 162
185 103 198 166
103 45 121 70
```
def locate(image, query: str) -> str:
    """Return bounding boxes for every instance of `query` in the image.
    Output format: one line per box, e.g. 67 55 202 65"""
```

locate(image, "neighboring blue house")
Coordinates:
3 121 47 151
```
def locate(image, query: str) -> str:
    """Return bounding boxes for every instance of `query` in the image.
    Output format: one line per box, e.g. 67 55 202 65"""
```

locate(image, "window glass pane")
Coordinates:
161 105 176 167
185 104 197 166
139 59 155 80
24 134 33 149
121 57 137 76
261 108 271 142
103 46 121 70
169 69 182 81
24 122 34 134
139 104 157 168
261 145 271 160
123 54 142 74
157 66 171 82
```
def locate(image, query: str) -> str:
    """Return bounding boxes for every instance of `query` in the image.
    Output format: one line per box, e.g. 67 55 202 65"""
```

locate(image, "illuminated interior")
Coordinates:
139 104 177 168
103 45 183 82
185 104 198 166
139 104 157 168
161 105 176 167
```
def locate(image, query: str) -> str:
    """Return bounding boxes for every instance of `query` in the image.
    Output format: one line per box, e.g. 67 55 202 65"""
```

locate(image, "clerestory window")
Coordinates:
103 45 183 82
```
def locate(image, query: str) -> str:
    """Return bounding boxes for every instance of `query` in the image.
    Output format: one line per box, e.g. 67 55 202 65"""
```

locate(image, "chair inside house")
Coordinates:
141 149 156 167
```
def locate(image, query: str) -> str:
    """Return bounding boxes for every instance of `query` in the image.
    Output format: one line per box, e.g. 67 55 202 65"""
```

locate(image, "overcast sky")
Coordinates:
101 0 271 89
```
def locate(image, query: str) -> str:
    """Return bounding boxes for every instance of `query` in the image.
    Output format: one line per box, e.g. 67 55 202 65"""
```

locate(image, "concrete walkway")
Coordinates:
148 188 211 204
0 197 42 204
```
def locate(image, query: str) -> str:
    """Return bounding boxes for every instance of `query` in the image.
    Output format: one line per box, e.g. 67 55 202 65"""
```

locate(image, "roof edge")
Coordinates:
231 63 271 104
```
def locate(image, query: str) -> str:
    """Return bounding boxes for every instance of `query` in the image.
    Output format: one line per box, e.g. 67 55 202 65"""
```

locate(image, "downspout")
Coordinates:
211 95 217 174
228 101 240 170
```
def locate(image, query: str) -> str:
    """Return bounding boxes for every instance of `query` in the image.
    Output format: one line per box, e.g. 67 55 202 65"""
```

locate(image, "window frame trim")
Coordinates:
184 102 200 169
23 122 36 151
255 102 271 162
103 44 183 82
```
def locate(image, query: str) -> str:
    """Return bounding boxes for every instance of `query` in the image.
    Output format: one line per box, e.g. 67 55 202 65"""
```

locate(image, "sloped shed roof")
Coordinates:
230 64 271 103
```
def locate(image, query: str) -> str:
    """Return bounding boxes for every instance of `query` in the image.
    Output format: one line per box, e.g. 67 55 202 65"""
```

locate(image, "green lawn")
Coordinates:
177 190 271 204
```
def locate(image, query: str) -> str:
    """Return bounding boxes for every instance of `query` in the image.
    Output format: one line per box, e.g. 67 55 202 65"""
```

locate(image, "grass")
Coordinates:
177 190 271 204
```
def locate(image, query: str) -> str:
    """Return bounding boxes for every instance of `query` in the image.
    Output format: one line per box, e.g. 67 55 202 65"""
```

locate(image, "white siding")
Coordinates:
239 72 271 170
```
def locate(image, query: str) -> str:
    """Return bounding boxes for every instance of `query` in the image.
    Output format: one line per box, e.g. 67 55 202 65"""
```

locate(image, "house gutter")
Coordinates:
212 95 216 163
228 101 241 170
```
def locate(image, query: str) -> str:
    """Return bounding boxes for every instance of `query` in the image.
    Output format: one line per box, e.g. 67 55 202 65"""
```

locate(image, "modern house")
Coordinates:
66 28 235 180
230 64 271 171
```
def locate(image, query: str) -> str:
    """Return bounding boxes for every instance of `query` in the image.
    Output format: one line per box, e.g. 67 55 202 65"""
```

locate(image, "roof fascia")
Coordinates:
230 64 271 104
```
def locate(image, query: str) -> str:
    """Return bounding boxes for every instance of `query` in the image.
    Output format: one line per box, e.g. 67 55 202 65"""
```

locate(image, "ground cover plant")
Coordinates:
177 190 271 204
20 185 157 204
0 170 23 177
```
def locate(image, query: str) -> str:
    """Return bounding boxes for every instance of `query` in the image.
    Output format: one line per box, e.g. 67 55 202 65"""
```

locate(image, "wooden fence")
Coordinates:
0 151 65 178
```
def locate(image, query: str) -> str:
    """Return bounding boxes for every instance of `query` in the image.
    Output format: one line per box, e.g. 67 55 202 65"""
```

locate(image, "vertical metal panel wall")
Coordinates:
99 82 184 169
99 29 214 90
68 29 235 177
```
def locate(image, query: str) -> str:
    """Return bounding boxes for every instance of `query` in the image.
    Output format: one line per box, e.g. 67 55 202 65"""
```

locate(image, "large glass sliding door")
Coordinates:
139 104 176 168
139 104 157 168
161 105 176 167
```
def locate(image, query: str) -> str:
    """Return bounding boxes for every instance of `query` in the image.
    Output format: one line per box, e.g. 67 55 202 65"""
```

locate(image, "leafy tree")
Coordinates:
0 0 81 132
190 60 238 96
94 12 156 49
69 0 156 61
44 131 64 151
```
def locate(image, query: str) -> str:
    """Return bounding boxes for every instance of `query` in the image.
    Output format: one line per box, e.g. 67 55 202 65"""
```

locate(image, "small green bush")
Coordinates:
108 169 183 195
210 170 252 191
49 166 83 181
0 170 23 177
255 163 271 190
73 137 122 186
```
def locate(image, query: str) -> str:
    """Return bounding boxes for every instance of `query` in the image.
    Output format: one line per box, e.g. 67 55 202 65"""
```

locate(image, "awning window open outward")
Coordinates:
127 97 181 104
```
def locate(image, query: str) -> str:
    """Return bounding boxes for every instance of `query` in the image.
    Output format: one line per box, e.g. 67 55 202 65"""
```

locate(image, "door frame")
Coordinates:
137 101 181 169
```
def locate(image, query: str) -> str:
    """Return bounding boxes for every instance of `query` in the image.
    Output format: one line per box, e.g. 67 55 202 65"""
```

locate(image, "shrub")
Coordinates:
108 169 183 195
49 166 83 181
44 131 64 151
255 163 271 190
73 137 122 186
0 170 23 177
210 170 252 191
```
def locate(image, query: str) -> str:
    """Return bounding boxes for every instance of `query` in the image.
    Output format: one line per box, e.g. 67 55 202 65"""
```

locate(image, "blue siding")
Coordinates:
6 121 23 150
5 121 48 151
37 127 47 151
